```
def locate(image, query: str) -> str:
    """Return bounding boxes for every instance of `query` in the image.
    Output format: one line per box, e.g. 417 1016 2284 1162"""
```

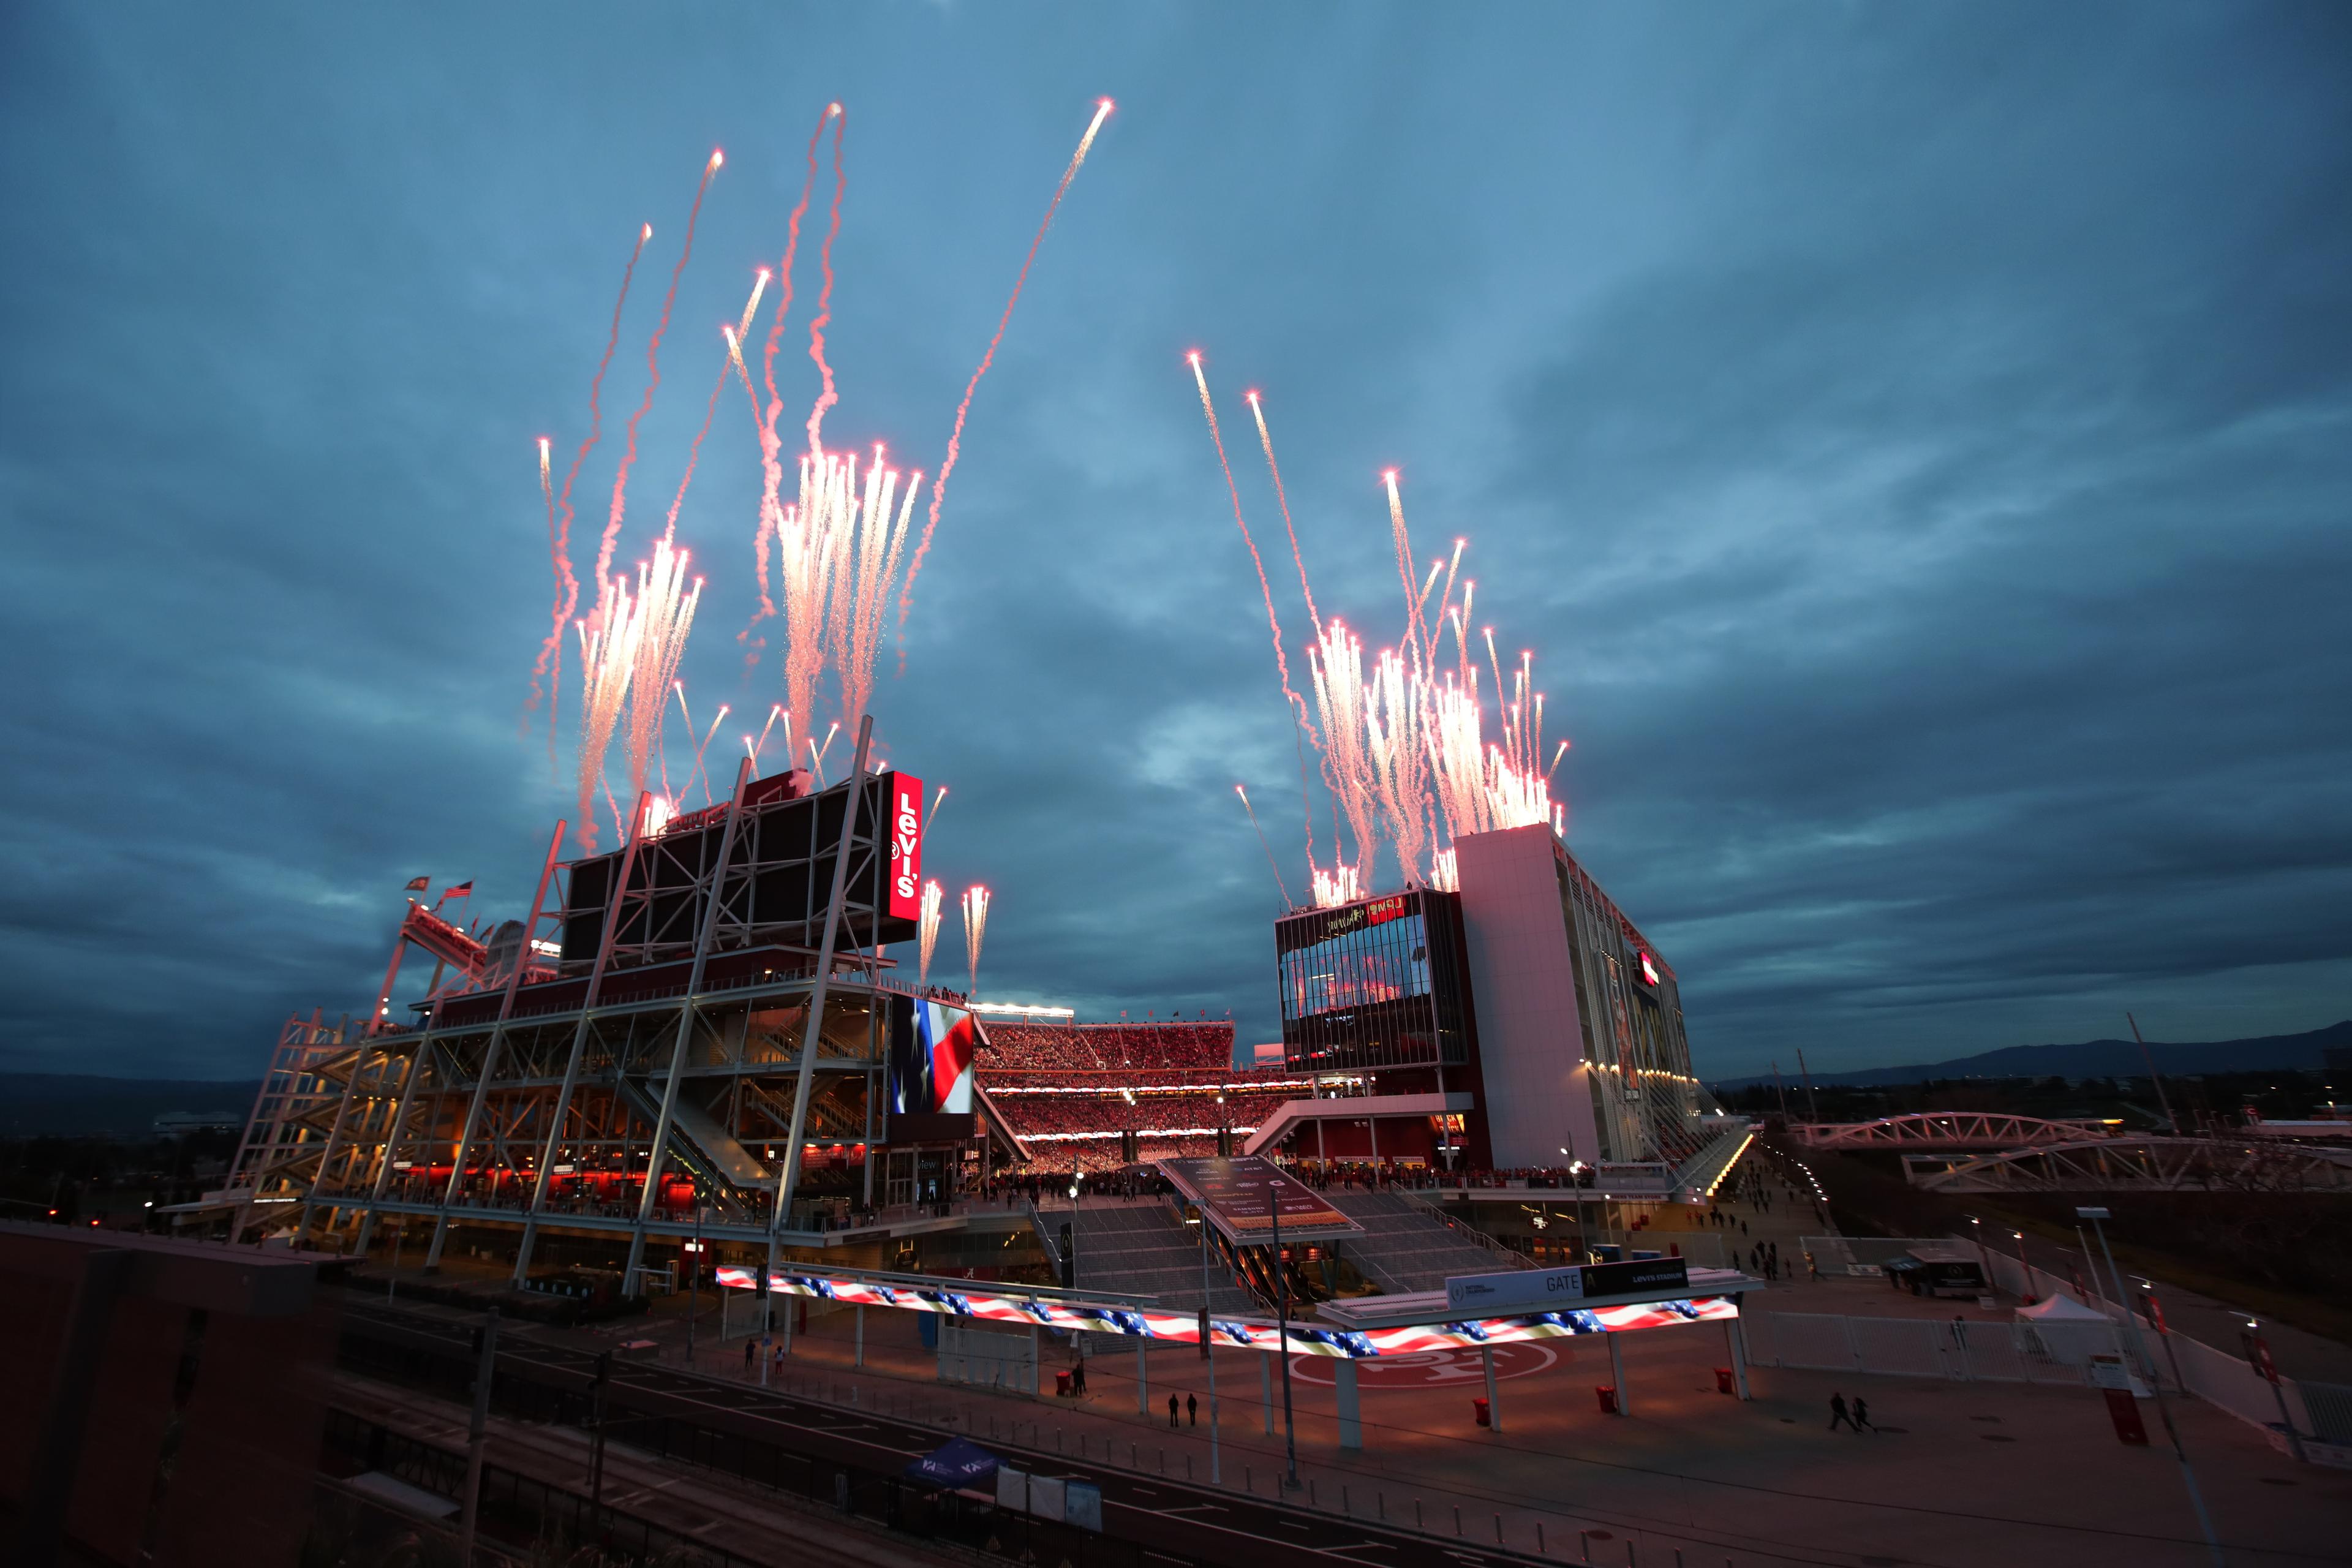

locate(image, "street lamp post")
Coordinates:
2010 1230 2036 1304
1199 1209 1221 1484
2078 1207 2223 1568
686 1204 704 1365
1267 1180 1300 1489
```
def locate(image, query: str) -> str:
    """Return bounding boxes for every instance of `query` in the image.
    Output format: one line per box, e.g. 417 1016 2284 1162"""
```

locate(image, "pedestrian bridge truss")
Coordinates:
1788 1113 2117 1151
1903 1136 2352 1194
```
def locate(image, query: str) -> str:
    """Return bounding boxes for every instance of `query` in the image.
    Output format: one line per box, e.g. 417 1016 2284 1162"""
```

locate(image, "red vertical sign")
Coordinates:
888 773 924 922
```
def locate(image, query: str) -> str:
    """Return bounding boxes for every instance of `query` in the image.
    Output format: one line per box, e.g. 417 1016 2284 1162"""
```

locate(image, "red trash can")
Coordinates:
1472 1398 1491 1427
1714 1367 1736 1395
1055 1370 1073 1398
1596 1385 1619 1415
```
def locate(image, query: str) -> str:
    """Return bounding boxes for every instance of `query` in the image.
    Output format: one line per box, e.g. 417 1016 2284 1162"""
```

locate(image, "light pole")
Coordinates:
1265 1180 1300 1489
685 1204 704 1365
2078 1206 2223 1568
1965 1216 1992 1295
2241 1317 2306 1465
1198 1208 1221 1484
2010 1230 2036 1304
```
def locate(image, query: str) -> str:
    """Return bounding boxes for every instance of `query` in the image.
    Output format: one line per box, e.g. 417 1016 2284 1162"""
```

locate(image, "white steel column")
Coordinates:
768 717 873 1253
1482 1344 1501 1432
1607 1331 1630 1415
624 761 757 1284
423 825 570 1270
1335 1357 1363 1449
513 797 655 1283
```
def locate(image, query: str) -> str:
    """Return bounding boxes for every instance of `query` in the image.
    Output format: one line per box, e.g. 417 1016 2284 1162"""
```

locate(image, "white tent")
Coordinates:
2015 1291 2111 1322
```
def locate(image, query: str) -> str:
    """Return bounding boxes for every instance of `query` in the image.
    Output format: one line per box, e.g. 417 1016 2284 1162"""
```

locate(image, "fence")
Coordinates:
1790 1234 2352 1452
1741 1311 2130 1387
938 1317 1041 1394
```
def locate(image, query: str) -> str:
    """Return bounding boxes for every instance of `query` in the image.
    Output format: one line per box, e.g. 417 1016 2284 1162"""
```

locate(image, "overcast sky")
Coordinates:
4 4 2347 1082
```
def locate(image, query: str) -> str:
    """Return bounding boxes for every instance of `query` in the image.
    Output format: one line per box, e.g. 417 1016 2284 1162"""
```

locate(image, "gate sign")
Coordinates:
1446 1257 1691 1313
887 772 924 922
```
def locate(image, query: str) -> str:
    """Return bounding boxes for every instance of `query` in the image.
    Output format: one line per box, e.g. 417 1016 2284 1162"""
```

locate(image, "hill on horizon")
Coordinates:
0 1072 260 1137
1707 1020 2352 1091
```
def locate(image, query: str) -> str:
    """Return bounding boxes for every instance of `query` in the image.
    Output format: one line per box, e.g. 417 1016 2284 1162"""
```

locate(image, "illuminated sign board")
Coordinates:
1634 950 1661 990
888 773 925 922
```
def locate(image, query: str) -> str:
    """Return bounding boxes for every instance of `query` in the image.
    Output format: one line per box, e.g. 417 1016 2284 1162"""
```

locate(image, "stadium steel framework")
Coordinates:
1787 1113 2121 1151
203 742 1025 1287
1904 1136 2352 1194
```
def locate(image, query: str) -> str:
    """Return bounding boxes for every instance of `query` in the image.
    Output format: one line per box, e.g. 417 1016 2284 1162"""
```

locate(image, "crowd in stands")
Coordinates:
981 1019 1238 1074
979 1015 1311 1176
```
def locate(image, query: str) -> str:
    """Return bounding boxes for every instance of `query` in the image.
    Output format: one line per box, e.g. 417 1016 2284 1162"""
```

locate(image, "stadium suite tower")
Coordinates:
1261 822 1708 1177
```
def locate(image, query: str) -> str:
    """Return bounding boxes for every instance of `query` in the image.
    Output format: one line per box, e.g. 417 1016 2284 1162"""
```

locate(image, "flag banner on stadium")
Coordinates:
712 1264 1736 1355
889 997 978 1116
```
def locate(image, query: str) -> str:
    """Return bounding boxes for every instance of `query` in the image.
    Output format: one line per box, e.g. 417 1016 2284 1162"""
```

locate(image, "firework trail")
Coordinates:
1244 391 1319 636
925 785 948 831
918 880 944 985
809 719 841 784
804 109 846 453
656 271 772 548
899 98 1114 650
533 224 649 744
1383 470 1438 673
1306 620 1381 895
1189 355 1321 756
742 106 839 662
961 884 990 997
1234 785 1295 907
598 150 722 593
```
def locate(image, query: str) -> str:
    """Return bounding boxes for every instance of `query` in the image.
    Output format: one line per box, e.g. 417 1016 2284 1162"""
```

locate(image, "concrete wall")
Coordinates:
1454 824 1604 1169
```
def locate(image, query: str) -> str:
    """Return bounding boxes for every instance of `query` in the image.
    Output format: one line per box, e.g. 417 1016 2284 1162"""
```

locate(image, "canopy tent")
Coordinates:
905 1436 1001 1491
2015 1291 2111 1323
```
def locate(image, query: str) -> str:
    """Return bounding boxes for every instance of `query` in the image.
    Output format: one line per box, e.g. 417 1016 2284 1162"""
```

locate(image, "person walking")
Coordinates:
1852 1396 1875 1433
1828 1392 1855 1431
744 1336 756 1376
1804 1248 1819 1283
1187 1393 1198 1427
1072 1359 1088 1396
1169 1393 1180 1428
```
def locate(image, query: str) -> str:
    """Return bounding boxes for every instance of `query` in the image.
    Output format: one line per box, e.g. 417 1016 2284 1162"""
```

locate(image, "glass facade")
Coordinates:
1276 889 1473 1074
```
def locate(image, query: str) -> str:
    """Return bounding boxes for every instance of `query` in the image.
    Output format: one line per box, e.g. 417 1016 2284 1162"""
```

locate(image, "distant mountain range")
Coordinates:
1708 1020 2352 1091
0 1073 260 1137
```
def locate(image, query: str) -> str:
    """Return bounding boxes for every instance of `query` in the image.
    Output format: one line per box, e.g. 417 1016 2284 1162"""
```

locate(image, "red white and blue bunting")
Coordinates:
714 1265 1736 1357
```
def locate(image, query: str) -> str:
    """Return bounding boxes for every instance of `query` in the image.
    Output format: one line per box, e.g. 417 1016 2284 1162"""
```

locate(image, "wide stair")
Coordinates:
1042 1202 1261 1315
1326 1189 1530 1294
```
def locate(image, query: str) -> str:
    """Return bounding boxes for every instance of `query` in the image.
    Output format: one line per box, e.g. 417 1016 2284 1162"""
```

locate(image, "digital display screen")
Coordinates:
889 996 978 1117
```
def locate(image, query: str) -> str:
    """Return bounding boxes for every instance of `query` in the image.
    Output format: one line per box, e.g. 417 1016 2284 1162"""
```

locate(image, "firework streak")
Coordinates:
713 1265 1736 1355
899 99 1114 651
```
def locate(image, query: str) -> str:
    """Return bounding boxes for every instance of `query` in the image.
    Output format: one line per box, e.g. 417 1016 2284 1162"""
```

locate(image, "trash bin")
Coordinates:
1472 1398 1491 1428
1055 1370 1073 1398
1714 1367 1736 1395
1595 1385 1619 1415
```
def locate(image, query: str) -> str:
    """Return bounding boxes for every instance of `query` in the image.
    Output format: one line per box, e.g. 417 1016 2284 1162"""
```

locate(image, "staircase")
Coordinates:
1327 1189 1531 1295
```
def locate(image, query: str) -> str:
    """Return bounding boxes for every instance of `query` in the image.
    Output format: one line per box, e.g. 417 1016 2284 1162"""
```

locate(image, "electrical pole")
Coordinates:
1795 1049 1822 1123
2079 1207 2222 1568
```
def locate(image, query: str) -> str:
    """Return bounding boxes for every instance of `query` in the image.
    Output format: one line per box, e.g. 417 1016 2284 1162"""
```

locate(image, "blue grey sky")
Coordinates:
4 4 2347 1081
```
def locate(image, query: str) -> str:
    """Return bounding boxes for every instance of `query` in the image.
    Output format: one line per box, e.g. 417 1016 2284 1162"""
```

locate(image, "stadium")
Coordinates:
175 749 1751 1336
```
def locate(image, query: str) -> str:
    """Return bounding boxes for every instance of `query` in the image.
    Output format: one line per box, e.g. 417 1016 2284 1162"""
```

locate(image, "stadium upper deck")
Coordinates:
978 1019 1314 1173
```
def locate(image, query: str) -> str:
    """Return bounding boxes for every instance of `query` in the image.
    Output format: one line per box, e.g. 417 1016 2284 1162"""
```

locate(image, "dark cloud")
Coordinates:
2 3 2346 1080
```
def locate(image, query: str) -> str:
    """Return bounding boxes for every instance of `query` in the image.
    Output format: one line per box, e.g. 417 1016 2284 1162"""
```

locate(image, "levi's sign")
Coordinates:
888 773 924 922
1444 1257 1690 1313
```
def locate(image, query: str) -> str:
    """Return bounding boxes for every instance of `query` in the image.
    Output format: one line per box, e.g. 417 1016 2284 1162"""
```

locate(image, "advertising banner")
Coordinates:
714 1263 1738 1357
1158 1155 1362 1241
886 772 924 922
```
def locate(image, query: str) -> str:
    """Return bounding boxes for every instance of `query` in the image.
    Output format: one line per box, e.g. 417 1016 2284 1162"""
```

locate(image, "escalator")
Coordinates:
611 1074 766 1224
